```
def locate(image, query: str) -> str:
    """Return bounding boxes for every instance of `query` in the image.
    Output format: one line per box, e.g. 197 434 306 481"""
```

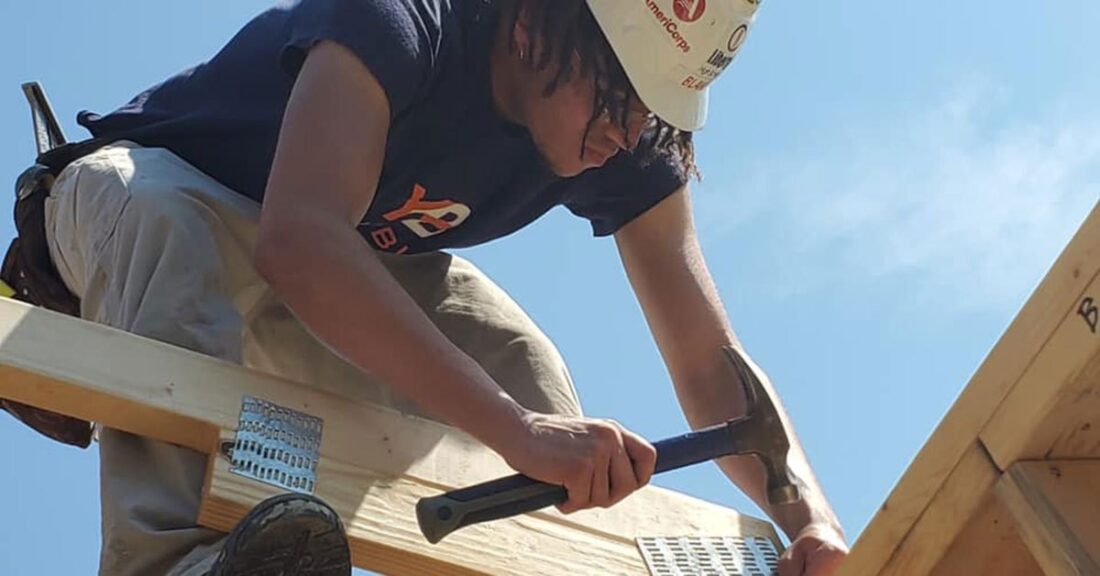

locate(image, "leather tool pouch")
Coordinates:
0 83 110 449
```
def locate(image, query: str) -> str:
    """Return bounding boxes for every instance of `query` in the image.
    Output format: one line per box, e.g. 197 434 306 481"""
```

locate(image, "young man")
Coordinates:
39 0 848 574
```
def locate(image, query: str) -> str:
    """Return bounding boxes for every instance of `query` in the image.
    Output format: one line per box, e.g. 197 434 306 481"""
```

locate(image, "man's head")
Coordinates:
491 0 759 177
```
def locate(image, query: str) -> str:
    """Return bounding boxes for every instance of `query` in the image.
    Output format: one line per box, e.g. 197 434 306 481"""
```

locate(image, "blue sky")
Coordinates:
1 1 1097 574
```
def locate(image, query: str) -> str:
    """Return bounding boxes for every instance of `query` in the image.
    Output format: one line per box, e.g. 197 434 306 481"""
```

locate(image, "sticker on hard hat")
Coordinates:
673 0 706 23
644 0 693 53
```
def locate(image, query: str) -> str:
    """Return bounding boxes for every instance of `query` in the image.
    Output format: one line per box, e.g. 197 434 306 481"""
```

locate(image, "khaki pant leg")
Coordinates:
45 142 264 576
388 252 583 418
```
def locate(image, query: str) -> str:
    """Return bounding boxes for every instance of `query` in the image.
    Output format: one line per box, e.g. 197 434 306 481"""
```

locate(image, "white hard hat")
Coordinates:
586 0 760 131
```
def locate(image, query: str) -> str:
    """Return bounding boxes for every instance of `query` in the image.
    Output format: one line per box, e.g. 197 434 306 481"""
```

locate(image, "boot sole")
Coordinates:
210 493 352 576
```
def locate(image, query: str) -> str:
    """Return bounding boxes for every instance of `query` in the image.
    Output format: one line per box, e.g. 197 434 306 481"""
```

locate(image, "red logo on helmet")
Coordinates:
673 0 706 23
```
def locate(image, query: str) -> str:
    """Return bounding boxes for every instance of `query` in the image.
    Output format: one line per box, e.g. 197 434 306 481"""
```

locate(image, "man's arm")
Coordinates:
255 41 656 514
257 41 528 452
614 186 845 544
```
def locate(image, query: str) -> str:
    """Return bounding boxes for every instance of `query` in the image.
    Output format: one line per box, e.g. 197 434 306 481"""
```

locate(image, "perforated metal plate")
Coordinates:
228 395 323 494
637 535 780 576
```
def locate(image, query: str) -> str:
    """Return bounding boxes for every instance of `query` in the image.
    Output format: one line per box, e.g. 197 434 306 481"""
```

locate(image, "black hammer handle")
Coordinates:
416 420 738 544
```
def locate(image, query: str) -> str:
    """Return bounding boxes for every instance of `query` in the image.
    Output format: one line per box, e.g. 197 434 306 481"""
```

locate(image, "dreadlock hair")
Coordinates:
496 0 700 180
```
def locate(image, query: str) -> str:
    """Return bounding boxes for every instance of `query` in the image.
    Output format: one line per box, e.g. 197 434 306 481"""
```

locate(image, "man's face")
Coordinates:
519 52 651 177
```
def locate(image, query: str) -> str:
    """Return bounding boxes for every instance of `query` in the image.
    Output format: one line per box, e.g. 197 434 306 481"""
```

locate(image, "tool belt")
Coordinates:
0 83 112 449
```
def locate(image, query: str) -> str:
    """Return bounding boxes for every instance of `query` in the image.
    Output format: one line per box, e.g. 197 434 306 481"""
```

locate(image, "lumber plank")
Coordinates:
0 295 520 485
200 433 782 575
876 441 1000 576
837 201 1100 576
995 460 1100 575
0 297 779 574
979 277 1100 466
0 360 217 453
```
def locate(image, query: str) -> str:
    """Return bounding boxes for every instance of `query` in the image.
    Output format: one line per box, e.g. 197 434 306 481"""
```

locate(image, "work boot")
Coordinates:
208 493 352 576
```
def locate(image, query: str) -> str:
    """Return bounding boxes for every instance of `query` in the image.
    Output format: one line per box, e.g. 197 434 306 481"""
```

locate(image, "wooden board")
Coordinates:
0 297 779 575
995 460 1100 575
838 201 1100 576
980 280 1100 466
977 269 1100 576
929 486 1042 576
202 448 779 576
875 441 1000 576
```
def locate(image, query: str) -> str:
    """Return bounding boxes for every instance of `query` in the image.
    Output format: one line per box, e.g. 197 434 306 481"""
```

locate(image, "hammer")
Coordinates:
416 345 801 544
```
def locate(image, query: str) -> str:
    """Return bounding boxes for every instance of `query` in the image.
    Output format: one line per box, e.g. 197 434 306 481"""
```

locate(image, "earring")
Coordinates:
519 47 527 61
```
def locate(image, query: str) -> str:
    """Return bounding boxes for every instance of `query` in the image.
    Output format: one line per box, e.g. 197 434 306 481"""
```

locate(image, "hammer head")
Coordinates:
721 345 801 506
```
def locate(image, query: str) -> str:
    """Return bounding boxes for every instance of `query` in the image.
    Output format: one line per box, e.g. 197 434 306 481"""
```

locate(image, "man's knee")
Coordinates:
489 331 582 417
391 254 584 417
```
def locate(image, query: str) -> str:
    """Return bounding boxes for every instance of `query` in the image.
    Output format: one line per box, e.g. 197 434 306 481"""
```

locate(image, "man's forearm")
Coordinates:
673 347 844 541
715 425 844 541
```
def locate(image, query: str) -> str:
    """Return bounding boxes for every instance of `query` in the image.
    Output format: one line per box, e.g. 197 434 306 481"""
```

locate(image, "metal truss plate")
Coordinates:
637 535 780 576
229 395 323 494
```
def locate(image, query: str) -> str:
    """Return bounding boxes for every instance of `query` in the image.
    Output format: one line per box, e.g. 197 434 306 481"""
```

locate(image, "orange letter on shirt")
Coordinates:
384 184 470 239
370 226 399 250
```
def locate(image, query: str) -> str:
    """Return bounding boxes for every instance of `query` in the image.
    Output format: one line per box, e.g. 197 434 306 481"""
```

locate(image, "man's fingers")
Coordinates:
608 441 639 505
590 450 612 508
550 419 657 514
778 541 807 576
622 429 657 487
784 525 849 576
777 556 796 576
559 463 594 515
804 544 847 576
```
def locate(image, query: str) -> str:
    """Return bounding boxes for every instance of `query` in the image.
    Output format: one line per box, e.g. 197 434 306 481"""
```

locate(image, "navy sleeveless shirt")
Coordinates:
79 0 688 254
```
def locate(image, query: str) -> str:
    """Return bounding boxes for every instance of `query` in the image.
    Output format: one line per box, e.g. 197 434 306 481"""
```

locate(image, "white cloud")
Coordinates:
698 82 1100 312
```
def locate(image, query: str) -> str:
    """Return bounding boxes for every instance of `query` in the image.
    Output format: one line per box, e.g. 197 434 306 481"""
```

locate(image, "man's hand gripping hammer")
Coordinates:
415 345 802 544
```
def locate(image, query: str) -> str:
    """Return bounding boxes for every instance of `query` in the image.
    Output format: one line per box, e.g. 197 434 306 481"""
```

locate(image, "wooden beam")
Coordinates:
929 485 1041 576
995 460 1100 575
979 276 1100 466
875 441 1000 576
202 448 779 575
837 201 1100 576
0 297 779 575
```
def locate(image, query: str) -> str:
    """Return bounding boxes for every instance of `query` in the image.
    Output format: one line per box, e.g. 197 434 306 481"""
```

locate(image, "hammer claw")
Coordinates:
720 345 801 506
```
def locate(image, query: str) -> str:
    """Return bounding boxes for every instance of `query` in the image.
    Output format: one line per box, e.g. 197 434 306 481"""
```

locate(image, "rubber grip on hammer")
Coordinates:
417 421 737 543
416 474 566 544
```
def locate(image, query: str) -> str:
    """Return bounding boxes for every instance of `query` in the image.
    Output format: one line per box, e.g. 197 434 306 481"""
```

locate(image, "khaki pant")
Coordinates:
44 141 582 576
